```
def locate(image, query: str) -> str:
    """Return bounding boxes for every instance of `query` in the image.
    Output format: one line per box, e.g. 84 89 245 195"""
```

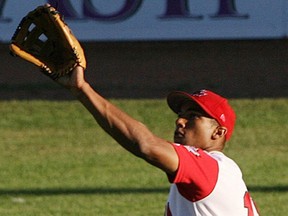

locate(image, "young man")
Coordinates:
55 66 259 215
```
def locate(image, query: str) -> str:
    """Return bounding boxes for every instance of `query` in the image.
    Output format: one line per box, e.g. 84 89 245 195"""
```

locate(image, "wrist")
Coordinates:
70 82 90 99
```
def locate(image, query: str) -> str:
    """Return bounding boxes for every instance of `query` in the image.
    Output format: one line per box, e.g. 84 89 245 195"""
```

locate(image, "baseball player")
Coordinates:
10 5 260 215
55 66 260 216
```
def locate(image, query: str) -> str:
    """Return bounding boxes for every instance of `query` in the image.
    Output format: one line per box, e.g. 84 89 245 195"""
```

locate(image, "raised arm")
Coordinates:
58 66 179 175
9 4 178 175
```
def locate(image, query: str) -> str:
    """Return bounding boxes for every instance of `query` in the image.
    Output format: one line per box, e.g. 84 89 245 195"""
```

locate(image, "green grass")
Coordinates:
0 98 287 215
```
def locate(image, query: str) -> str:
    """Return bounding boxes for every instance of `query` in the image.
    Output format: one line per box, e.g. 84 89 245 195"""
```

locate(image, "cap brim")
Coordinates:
167 91 199 114
167 91 215 119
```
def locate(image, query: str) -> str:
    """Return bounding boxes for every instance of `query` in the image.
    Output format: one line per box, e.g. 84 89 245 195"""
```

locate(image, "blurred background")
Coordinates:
1 0 287 100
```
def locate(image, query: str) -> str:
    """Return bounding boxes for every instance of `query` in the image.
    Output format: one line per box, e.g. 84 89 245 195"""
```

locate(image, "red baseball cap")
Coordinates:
167 89 236 141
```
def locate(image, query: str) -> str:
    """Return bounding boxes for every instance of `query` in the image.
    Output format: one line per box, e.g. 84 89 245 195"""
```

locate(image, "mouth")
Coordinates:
174 130 184 141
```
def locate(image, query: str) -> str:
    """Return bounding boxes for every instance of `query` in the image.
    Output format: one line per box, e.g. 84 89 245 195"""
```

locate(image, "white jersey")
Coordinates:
165 144 259 216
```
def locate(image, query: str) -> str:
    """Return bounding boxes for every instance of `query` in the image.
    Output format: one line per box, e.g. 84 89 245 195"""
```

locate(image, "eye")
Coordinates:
188 113 200 119
178 111 200 120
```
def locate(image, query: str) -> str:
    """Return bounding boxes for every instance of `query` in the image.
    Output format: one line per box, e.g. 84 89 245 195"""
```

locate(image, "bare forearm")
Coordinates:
74 82 155 157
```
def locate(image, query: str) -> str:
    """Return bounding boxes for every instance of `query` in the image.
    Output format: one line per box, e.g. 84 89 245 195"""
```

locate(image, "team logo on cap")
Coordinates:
220 114 226 122
192 89 208 97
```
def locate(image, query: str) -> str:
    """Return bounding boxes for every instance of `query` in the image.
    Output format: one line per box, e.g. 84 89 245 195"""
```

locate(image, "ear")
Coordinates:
212 126 227 140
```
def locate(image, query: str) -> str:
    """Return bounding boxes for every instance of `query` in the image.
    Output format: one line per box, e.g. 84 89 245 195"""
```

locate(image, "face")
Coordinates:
173 101 219 149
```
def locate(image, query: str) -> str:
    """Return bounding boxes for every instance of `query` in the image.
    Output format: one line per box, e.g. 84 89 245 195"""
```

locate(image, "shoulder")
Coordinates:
209 151 243 176
169 144 219 201
172 143 207 156
171 144 220 181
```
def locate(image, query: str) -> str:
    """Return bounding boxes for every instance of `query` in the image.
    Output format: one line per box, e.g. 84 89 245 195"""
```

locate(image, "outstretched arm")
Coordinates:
9 4 178 174
57 66 179 175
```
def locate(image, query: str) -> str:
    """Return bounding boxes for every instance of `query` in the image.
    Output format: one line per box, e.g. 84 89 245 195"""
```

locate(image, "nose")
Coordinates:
175 117 187 129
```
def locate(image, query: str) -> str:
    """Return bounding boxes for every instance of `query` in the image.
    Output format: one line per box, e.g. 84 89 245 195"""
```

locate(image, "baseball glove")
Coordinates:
10 4 86 80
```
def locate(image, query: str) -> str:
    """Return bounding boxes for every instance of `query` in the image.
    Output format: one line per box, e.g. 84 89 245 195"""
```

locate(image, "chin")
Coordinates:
174 138 185 145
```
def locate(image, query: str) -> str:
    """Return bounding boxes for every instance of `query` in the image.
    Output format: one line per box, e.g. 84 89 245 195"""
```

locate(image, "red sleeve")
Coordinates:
168 144 219 202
